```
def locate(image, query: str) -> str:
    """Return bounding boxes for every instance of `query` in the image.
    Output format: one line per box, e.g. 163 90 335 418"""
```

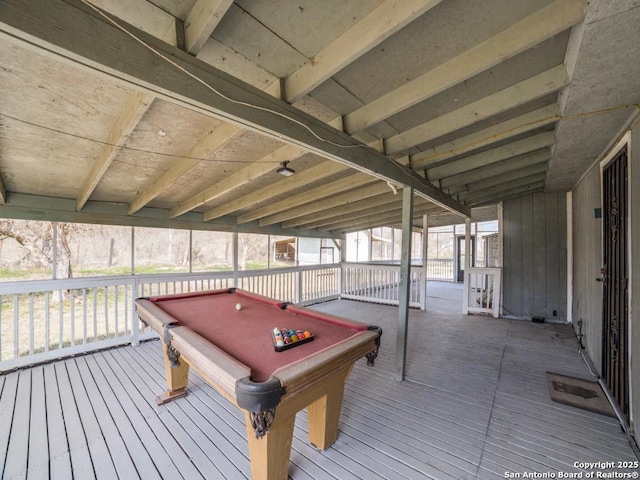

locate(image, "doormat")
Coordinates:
546 372 616 418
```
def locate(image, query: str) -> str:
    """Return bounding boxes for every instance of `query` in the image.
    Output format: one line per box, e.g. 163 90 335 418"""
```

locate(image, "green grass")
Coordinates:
0 268 52 280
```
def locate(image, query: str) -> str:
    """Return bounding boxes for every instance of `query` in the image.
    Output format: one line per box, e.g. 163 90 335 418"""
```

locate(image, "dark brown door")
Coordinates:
601 146 629 420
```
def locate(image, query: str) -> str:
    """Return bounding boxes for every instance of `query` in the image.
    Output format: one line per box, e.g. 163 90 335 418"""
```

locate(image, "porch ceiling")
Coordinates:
0 0 638 235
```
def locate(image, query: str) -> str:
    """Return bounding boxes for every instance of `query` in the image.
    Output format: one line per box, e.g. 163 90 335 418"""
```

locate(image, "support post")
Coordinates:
233 231 239 288
462 217 471 313
396 187 414 381
421 214 429 310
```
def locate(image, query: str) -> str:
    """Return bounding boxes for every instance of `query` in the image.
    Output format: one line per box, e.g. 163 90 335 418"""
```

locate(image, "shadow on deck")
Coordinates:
0 282 636 479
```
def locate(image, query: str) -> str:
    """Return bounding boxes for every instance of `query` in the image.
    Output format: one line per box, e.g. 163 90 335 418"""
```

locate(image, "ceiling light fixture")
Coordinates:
277 161 295 177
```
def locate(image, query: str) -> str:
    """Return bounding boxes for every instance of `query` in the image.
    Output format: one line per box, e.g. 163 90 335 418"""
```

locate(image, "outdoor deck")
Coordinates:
0 282 636 479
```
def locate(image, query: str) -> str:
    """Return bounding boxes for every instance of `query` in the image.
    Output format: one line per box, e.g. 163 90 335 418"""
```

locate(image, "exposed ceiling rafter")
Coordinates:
439 150 550 190
447 162 549 196
76 90 153 211
242 173 378 225
284 0 443 103
0 0 470 217
265 183 394 228
410 103 560 171
343 0 586 134
426 131 555 181
184 0 234 55
384 65 569 154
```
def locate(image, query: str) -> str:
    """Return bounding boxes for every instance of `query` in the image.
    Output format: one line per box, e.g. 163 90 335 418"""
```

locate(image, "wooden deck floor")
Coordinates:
1 283 637 479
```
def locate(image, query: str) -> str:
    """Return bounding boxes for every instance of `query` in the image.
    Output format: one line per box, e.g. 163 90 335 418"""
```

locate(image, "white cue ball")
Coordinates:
236 303 242 311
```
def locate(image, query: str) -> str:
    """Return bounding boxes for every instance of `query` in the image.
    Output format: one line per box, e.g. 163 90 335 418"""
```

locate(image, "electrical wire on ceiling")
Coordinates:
17 1 640 201
79 0 363 152
0 112 255 166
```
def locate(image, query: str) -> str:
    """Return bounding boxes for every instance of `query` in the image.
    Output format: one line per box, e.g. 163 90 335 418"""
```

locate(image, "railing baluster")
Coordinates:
29 294 34 356
13 295 19 358
44 292 50 352
93 288 98 343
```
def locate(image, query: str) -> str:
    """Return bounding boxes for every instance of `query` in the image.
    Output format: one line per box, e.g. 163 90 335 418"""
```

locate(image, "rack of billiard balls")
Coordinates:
272 327 314 352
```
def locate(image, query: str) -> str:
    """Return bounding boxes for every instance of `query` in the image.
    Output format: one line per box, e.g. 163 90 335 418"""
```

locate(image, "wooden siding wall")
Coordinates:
571 119 639 444
502 192 567 321
630 123 639 441
571 166 603 367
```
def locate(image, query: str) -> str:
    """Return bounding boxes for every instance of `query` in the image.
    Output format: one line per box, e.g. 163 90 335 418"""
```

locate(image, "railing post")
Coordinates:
421 214 428 310
297 269 303 304
462 270 470 315
131 276 140 346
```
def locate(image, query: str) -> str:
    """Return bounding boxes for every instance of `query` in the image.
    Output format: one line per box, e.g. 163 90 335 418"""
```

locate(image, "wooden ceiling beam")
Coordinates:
447 162 549 196
284 0 442 103
204 161 349 221
410 103 560 171
184 0 234 55
0 0 468 217
242 172 378 225
127 123 242 215
282 191 399 229
426 131 555 181
77 1 176 212
322 202 441 233
263 183 393 227
456 173 547 201
0 193 338 238
304 197 409 230
344 0 586 134
439 149 550 190
384 65 569 154
463 182 546 206
173 117 351 219
86 0 177 45
76 90 153 211
170 144 306 218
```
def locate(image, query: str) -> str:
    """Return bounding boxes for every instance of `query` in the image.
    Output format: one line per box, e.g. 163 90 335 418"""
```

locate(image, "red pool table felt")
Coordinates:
146 289 368 382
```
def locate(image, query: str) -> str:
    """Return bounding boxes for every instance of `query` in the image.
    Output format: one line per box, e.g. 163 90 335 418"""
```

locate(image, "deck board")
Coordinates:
27 366 48 480
4 370 30 479
43 363 73 480
0 285 636 479
0 373 17 476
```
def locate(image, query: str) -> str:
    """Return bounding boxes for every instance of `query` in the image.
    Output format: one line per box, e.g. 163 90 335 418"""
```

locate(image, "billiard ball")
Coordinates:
236 303 242 311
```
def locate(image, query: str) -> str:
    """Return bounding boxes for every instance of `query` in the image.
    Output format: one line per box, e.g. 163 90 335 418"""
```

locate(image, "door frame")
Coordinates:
599 131 633 424
455 234 475 282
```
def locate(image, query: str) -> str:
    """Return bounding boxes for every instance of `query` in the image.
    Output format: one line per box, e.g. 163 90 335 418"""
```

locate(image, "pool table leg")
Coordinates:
307 364 353 450
244 410 296 480
156 343 189 405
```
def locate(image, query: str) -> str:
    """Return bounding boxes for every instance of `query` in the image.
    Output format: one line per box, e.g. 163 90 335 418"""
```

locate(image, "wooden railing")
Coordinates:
341 262 424 308
0 264 340 372
462 267 502 318
0 261 494 371
425 258 455 281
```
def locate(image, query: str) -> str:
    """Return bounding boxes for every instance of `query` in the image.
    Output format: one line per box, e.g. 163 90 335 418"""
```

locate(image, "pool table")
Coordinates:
135 288 382 480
